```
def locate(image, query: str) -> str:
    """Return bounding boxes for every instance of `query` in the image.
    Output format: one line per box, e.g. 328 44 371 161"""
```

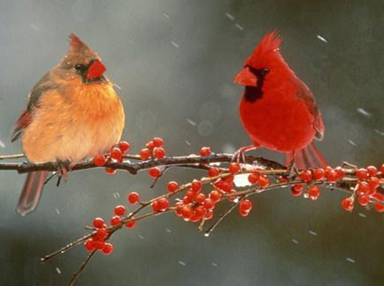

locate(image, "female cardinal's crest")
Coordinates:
245 31 282 68
69 33 93 54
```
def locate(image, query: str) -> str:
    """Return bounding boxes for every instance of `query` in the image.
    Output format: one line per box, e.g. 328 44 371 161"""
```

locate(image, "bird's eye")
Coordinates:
74 64 87 72
261 68 269 76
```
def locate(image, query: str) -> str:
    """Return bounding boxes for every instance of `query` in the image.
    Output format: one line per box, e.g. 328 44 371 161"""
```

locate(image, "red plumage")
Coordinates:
234 31 327 169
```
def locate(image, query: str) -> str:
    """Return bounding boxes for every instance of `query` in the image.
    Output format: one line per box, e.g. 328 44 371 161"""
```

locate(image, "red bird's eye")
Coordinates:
86 59 106 80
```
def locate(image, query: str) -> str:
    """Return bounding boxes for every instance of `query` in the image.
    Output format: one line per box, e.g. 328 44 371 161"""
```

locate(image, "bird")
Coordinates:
12 33 125 216
234 31 327 170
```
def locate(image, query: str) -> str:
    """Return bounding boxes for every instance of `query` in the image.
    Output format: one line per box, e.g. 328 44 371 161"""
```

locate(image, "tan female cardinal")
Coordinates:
12 34 125 215
234 31 327 169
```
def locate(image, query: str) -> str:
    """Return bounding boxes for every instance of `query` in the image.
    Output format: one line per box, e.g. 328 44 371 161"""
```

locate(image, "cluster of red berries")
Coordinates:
341 165 384 212
289 165 384 213
93 140 131 175
139 137 166 161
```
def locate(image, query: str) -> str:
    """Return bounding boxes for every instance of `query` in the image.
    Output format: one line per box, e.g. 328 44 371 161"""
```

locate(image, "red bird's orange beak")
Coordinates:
234 66 258 87
86 59 106 80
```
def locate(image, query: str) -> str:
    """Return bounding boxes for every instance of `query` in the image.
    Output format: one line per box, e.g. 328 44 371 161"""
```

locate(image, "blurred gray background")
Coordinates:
0 0 383 285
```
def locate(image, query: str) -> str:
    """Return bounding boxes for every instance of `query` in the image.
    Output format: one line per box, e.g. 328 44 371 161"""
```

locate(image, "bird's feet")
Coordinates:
56 160 72 187
232 145 258 163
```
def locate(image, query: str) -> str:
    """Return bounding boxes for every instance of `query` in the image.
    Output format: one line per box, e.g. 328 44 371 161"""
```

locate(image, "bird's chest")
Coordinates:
23 84 125 163
239 82 315 152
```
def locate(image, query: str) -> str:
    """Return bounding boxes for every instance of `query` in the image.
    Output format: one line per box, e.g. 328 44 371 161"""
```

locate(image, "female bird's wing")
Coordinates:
12 73 57 142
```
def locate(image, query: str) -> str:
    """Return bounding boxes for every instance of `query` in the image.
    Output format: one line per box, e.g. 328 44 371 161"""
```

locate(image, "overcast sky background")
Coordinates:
0 0 383 285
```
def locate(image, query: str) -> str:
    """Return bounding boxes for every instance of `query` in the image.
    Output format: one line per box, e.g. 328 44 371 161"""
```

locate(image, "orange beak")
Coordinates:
86 59 106 80
234 66 258 87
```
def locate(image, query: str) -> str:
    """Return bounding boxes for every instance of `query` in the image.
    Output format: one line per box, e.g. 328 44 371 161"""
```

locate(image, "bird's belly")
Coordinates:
239 97 315 152
22 85 125 163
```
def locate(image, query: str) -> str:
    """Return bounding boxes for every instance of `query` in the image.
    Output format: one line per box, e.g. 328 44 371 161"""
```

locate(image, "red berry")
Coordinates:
203 198 215 209
111 147 123 162
158 197 169 211
356 168 369 180
208 167 220 177
291 184 304 197
299 170 312 182
146 140 155 149
191 179 202 193
148 167 161 178
357 181 370 195
313 168 325 180
195 193 206 203
94 228 108 241
239 209 250 217
181 205 193 220
102 243 113 255
380 164 384 174
341 197 354 212
367 165 378 177
114 205 126 216
308 186 320 200
93 240 105 250
152 137 164 147
228 162 241 174
139 148 151 160
199 146 211 157
368 177 380 193
248 173 260 184
152 198 169 212
128 192 140 204
105 167 117 175
374 202 384 213
204 209 214 220
125 219 136 228
93 217 105 228
84 239 95 251
194 205 206 218
334 166 345 180
93 154 106 167
258 175 270 187
110 215 121 226
209 190 221 202
325 167 337 182
118 141 131 153
372 193 384 202
153 147 166 159
357 195 369 207
239 199 252 212
167 181 179 193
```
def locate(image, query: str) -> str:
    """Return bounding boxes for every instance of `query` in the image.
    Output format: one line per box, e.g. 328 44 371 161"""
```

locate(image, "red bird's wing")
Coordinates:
295 80 325 141
12 73 56 142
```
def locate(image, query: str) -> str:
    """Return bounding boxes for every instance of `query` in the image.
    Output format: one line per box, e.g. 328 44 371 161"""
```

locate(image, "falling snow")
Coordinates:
316 34 328 43
0 139 5 148
235 23 244 31
171 41 180 48
55 208 60 215
55 267 62 274
186 118 197 126
211 262 218 267
178 260 187 266
374 129 384 136
346 257 356 263
185 140 191 146
358 212 367 218
357 107 371 117
165 228 172 233
291 239 299 245
308 230 318 236
162 12 170 19
348 139 357 146
113 192 121 199
137 234 145 240
225 12 235 21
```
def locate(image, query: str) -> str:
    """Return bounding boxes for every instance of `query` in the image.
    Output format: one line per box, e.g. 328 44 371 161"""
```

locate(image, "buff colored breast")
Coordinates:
22 81 125 163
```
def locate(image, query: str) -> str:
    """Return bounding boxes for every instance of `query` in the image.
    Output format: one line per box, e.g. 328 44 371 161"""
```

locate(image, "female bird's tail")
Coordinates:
286 142 328 170
16 171 48 216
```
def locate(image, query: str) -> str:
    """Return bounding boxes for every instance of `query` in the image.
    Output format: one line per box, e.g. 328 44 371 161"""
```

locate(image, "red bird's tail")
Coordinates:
286 143 328 170
16 171 48 216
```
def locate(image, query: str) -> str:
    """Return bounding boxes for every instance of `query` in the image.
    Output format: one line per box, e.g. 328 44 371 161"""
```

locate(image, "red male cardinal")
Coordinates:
12 34 125 215
234 31 327 169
